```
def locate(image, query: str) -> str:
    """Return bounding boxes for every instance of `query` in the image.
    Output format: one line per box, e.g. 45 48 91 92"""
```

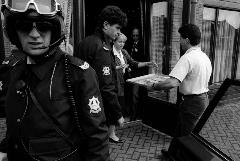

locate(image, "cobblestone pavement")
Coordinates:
199 102 240 161
109 121 172 161
1 102 239 161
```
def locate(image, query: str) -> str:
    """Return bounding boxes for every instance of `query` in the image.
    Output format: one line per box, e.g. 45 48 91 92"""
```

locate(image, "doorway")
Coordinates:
84 0 142 38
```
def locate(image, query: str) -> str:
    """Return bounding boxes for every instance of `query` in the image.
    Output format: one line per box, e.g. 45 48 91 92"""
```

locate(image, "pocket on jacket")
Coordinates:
28 137 76 161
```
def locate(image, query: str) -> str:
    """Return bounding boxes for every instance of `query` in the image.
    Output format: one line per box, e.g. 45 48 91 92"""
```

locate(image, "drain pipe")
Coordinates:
190 0 198 24
72 0 85 55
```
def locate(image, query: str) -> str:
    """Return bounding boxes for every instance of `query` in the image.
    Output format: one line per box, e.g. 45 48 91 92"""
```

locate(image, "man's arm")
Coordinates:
73 66 110 161
147 76 181 90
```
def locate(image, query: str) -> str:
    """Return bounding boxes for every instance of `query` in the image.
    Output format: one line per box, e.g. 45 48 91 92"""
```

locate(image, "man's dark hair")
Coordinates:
96 5 127 29
178 24 201 46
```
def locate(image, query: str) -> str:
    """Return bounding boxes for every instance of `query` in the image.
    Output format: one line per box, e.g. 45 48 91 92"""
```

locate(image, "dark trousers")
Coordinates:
174 93 209 137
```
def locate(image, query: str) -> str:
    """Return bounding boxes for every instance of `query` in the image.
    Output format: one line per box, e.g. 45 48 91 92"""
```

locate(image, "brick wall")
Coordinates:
167 0 240 103
168 0 183 103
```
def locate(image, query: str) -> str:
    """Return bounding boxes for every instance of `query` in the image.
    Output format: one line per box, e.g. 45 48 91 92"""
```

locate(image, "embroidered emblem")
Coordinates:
103 46 109 51
2 60 9 65
16 90 23 95
79 62 89 70
102 66 110 75
88 96 101 114
0 81 2 91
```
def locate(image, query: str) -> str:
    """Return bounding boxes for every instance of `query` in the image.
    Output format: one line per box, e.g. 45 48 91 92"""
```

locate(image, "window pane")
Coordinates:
201 7 215 78
219 10 240 29
150 2 168 75
213 10 239 82
235 32 240 79
202 7 240 83
149 2 168 101
203 7 216 21
201 7 216 58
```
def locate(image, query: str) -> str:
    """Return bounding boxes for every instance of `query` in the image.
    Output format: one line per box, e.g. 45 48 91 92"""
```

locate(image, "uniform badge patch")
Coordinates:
103 46 110 51
79 62 89 70
102 66 110 75
88 96 101 114
2 60 9 65
0 81 2 91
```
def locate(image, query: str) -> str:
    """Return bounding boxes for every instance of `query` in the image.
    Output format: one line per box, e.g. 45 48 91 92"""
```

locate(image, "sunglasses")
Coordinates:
16 20 53 33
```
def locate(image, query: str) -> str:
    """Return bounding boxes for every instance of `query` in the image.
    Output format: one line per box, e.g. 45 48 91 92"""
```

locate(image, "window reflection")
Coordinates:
201 7 240 83
150 2 168 75
149 2 168 101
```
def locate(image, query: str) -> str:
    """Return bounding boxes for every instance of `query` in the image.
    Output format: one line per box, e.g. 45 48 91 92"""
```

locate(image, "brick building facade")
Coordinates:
152 0 240 103
1 0 240 104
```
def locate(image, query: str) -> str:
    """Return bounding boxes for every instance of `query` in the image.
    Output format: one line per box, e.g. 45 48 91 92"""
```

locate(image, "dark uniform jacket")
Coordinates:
76 31 122 125
0 48 109 161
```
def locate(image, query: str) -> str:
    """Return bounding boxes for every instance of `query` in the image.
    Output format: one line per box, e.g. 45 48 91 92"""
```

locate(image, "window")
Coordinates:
201 7 240 83
148 1 169 101
150 2 168 75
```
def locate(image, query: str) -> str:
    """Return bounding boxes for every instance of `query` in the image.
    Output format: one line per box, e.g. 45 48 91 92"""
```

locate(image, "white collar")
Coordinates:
185 46 200 54
113 45 121 56
27 56 36 64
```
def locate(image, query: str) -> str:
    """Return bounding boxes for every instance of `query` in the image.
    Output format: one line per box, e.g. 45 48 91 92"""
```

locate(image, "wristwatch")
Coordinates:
152 83 155 90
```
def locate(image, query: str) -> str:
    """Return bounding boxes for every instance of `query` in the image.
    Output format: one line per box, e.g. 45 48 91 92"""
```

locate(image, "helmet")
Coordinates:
1 0 65 49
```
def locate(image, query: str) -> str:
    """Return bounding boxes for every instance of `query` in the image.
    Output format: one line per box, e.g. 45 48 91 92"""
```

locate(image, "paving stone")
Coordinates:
1 102 239 161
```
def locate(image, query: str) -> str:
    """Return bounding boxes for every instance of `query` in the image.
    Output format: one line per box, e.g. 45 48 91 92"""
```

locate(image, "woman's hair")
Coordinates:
115 33 127 42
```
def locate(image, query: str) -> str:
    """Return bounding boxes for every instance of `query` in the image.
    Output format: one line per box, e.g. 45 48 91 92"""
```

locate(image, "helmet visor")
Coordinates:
2 0 60 15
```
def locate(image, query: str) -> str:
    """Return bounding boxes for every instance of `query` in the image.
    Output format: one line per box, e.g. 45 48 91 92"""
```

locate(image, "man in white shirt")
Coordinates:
147 24 212 137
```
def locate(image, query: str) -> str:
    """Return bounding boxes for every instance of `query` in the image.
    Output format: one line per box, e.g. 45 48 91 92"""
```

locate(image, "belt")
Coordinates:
181 92 207 97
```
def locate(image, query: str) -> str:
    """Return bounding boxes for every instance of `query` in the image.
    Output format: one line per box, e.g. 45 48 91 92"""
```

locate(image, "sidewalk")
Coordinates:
109 120 172 161
0 118 172 161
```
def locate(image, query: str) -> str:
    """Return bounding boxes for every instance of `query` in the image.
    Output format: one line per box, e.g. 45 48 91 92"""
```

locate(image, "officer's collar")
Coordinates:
95 30 112 49
29 49 62 80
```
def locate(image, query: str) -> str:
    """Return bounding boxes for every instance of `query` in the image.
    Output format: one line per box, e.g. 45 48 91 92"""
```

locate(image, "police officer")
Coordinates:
76 6 127 143
0 0 109 161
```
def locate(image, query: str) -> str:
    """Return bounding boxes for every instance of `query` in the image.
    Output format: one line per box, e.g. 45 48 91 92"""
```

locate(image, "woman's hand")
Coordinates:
122 64 129 69
116 64 129 70
146 62 158 68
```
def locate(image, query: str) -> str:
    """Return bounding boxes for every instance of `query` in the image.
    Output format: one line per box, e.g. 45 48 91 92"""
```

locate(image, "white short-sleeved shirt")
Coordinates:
169 46 212 95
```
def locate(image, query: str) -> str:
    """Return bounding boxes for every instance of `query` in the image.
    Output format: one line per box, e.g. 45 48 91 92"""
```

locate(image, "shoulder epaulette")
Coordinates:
2 49 25 67
66 55 89 70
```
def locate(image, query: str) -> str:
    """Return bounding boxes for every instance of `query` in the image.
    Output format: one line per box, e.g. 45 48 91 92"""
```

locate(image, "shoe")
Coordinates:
109 137 123 143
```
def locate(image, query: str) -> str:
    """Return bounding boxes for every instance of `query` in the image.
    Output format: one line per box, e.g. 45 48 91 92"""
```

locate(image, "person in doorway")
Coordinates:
125 27 145 63
147 24 212 137
113 33 157 119
125 27 148 121
76 6 127 143
0 0 109 161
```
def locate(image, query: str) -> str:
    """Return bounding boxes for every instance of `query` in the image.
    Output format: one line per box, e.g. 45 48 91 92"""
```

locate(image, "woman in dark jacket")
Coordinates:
113 33 157 121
